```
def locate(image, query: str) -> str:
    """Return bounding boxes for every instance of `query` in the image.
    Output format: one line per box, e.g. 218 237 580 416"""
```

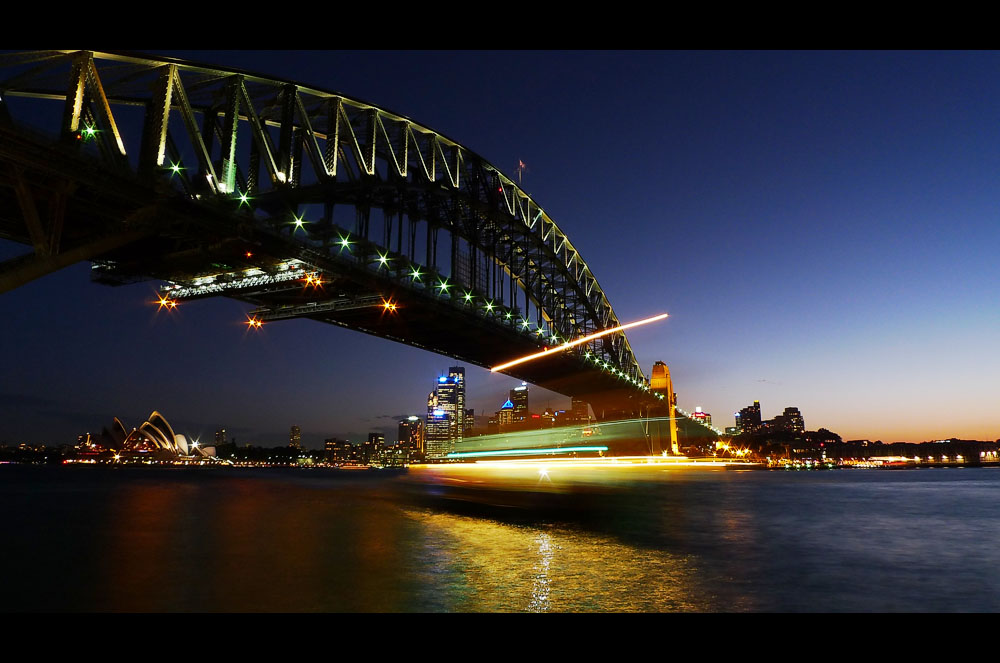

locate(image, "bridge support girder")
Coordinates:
0 229 148 294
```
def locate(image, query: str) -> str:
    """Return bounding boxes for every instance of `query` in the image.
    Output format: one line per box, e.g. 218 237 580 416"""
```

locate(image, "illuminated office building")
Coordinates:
464 408 475 435
426 392 449 458
690 407 712 427
784 407 805 433
737 400 762 434
510 383 528 421
363 433 384 464
570 396 590 423
496 399 515 428
289 425 301 449
767 406 805 434
398 416 425 458
425 366 466 458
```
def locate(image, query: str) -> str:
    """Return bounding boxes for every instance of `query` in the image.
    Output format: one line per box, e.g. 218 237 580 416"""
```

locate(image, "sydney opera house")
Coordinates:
79 411 215 459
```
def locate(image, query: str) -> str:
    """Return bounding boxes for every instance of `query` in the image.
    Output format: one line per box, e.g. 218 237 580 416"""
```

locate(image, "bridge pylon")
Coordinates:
649 361 679 455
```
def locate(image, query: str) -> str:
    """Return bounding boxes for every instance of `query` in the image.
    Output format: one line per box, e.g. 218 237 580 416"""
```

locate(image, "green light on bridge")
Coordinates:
437 279 450 294
338 234 352 251
446 445 609 459
411 267 422 281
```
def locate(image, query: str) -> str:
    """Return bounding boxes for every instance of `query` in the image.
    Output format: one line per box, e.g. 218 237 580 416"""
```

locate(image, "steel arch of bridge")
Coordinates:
0 50 656 398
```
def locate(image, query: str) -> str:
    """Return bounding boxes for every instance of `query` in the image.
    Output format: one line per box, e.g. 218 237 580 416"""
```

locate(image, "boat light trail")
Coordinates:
490 312 669 372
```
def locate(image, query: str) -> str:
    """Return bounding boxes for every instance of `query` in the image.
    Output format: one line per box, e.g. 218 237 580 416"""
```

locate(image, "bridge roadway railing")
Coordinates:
0 50 651 387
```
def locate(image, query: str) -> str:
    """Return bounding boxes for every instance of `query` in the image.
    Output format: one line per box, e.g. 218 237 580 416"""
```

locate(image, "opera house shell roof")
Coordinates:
103 411 213 457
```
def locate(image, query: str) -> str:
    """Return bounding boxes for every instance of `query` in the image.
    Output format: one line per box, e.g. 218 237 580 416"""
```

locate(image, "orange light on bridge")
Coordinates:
382 299 398 312
155 295 178 310
245 316 263 329
490 312 669 373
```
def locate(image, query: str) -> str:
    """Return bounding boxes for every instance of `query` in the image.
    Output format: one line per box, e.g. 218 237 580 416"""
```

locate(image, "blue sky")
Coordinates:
2 51 999 446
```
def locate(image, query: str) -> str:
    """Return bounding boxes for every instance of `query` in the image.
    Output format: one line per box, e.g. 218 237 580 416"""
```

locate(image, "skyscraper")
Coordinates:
464 408 475 435
510 382 529 421
570 396 590 424
496 398 515 428
448 366 465 436
425 366 466 458
398 416 425 459
363 433 384 464
289 425 301 449
426 391 449 458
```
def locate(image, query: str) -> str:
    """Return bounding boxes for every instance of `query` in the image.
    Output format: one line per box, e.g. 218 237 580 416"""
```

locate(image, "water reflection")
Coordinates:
400 507 711 612
529 531 553 612
5 466 1000 611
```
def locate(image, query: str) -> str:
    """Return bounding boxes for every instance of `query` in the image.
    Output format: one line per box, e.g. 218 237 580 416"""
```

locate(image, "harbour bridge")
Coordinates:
0 50 717 432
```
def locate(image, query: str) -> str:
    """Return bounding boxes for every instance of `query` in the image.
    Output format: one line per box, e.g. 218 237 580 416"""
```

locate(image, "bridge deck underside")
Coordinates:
211 279 654 415
0 130 651 413
0 52 667 418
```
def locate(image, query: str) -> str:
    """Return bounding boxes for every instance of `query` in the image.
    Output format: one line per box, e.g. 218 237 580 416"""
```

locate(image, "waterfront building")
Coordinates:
691 407 712 427
324 438 353 464
765 406 806 434
215 428 227 445
398 416 424 459
569 396 590 424
289 425 301 449
464 408 475 435
448 366 466 436
496 399 515 428
90 411 214 458
738 400 762 434
425 367 466 458
782 407 805 433
425 391 450 458
363 433 385 464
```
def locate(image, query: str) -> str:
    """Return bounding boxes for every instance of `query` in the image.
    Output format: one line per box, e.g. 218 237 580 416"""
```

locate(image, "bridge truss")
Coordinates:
0 50 662 410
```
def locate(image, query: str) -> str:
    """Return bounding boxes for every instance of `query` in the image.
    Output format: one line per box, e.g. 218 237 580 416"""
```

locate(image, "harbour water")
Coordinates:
4 464 998 612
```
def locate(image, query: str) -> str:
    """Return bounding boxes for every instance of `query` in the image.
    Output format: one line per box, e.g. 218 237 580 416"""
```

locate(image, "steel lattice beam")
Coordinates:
0 50 663 406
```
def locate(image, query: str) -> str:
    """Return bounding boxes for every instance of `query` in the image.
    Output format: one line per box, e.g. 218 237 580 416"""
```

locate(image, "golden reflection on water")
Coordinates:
403 507 712 612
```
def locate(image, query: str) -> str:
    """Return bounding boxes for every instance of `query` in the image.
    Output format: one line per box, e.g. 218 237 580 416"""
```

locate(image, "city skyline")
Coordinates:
2 50 999 445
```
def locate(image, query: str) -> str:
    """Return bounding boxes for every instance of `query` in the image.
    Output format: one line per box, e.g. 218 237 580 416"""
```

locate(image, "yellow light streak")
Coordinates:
490 312 669 373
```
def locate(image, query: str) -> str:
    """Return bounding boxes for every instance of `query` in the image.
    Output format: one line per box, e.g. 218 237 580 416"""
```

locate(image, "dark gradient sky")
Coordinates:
3 50 999 447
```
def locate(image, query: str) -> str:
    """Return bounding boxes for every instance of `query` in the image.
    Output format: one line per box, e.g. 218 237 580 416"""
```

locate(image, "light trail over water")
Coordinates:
490 312 669 372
